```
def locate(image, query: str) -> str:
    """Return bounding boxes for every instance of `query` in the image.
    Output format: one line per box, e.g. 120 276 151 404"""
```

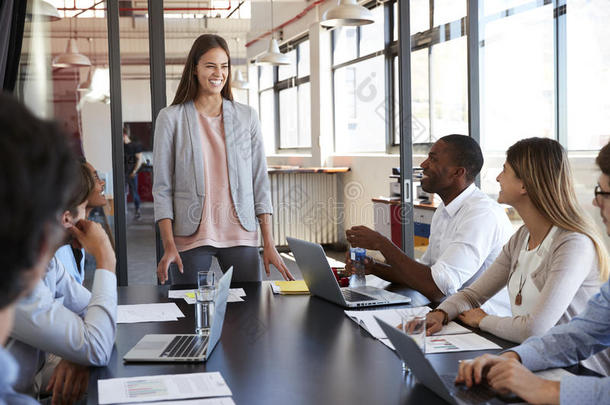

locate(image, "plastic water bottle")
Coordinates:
349 247 367 288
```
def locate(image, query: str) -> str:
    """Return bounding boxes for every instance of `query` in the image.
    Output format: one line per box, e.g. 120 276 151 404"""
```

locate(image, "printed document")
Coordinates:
168 289 246 304
98 372 232 404
345 306 501 353
345 306 470 339
117 303 185 323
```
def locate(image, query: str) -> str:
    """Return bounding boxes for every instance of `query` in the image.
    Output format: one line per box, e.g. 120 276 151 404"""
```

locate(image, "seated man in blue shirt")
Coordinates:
455 142 610 405
0 93 79 404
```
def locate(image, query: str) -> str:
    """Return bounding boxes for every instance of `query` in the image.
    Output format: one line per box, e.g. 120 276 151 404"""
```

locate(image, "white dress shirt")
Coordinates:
7 256 117 393
420 184 513 316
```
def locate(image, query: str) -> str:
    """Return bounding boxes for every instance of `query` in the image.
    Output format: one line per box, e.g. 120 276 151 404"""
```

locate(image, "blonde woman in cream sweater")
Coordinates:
427 137 610 375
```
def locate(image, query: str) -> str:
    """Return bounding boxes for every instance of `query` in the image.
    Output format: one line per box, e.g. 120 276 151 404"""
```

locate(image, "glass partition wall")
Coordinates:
13 0 609 284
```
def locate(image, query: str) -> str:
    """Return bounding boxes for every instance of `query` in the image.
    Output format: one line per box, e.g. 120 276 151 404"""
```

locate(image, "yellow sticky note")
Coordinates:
274 280 309 294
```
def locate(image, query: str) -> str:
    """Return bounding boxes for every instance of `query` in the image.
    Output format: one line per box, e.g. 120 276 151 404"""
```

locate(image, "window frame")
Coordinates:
257 35 311 154
331 0 396 154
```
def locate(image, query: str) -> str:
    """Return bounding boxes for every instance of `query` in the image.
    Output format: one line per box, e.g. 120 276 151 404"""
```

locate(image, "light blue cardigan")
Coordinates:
152 98 272 236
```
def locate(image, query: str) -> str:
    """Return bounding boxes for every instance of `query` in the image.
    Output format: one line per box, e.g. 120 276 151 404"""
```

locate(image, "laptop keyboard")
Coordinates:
160 335 208 358
440 374 497 404
342 289 377 302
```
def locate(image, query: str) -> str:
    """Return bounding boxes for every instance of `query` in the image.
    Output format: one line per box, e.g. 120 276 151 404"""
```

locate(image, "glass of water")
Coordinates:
399 313 426 373
195 270 216 336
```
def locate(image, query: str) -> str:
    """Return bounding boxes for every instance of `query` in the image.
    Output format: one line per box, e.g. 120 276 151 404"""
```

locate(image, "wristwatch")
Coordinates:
430 308 449 325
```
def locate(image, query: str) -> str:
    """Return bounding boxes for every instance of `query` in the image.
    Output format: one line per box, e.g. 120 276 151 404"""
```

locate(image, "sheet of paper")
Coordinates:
534 368 574 381
379 333 500 354
365 275 391 289
344 307 471 340
117 303 185 324
344 307 431 339
168 289 193 299
134 398 235 405
425 333 501 353
98 372 232 404
170 289 245 304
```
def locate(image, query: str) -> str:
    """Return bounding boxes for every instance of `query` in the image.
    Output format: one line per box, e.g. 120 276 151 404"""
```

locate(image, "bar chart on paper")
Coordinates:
125 379 169 400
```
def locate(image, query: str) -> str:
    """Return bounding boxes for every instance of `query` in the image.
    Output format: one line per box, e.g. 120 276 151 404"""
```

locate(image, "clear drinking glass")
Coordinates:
195 271 216 336
400 314 426 373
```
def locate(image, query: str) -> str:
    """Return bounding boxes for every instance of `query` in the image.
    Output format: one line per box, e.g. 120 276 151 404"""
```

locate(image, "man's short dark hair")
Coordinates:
438 134 484 182
596 141 610 176
0 92 78 309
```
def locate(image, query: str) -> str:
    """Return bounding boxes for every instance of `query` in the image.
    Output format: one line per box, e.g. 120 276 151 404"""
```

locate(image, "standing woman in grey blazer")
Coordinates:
153 34 294 284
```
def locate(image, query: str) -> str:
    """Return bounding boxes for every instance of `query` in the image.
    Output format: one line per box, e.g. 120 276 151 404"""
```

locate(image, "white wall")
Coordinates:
81 101 114 198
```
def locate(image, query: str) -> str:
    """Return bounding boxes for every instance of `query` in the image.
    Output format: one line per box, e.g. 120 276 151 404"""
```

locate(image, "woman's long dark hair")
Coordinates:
172 34 233 105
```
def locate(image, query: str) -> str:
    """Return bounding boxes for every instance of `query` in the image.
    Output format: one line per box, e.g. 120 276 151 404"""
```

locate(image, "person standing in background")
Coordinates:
123 127 143 219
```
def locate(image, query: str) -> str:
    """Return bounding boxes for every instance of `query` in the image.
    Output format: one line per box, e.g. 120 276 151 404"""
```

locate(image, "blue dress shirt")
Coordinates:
512 280 610 405
54 244 85 284
0 346 38 404
8 257 117 393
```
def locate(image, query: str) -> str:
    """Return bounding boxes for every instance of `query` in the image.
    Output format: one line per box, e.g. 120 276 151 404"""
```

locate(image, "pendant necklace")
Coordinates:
515 274 526 306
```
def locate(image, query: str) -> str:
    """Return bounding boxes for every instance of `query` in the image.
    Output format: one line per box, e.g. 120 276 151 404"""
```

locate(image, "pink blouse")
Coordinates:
175 111 259 251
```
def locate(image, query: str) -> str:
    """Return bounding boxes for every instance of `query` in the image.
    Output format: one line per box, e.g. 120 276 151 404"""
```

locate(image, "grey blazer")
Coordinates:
152 98 272 236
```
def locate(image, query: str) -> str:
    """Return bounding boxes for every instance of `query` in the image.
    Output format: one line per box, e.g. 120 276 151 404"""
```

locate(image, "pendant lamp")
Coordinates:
255 0 291 66
232 70 249 89
53 17 91 69
52 38 92 68
321 0 374 28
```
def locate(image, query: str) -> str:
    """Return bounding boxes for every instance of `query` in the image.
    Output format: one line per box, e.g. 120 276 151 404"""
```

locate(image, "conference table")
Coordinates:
87 282 584 405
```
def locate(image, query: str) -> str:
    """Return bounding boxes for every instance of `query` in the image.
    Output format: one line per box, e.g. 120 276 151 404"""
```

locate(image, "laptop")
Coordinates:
376 317 521 404
286 237 410 308
123 267 233 363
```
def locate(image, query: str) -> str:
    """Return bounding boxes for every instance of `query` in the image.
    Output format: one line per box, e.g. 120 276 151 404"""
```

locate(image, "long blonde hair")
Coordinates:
507 137 609 281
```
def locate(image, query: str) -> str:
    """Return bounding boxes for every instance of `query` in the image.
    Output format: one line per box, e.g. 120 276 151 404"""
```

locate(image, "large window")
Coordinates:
332 3 390 153
257 37 311 152
479 2 554 153
477 0 610 196
394 0 468 146
566 0 610 150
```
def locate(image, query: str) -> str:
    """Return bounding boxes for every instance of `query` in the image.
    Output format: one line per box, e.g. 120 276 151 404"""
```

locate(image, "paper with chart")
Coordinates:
98 372 232 404
345 306 500 353
117 303 185 323
345 306 470 339
169 288 246 304
378 331 501 353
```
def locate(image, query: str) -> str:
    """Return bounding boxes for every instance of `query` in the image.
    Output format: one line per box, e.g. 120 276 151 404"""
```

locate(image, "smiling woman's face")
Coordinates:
86 163 106 208
195 47 229 97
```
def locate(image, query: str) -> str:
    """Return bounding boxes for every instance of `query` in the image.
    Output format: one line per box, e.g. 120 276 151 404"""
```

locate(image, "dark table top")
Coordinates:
87 283 524 405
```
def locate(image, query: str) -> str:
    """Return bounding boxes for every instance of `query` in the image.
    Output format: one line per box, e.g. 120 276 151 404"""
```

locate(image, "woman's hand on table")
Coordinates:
263 244 294 281
457 308 488 328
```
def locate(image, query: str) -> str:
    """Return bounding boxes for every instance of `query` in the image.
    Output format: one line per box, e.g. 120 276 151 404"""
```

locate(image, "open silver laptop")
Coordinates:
123 267 233 363
287 237 410 308
376 317 520 404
